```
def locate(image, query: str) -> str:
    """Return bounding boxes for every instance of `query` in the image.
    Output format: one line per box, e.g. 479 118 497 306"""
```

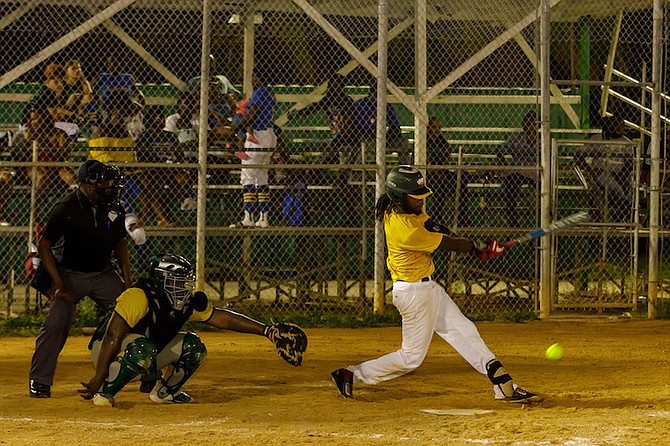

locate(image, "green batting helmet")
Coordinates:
385 165 432 203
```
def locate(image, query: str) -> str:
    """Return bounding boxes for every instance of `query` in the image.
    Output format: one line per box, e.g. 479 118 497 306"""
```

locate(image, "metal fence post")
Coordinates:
647 0 663 319
540 0 552 319
374 0 389 314
195 0 212 292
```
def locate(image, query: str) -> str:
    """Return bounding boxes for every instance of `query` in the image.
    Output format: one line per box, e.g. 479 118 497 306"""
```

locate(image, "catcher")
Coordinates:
79 254 307 406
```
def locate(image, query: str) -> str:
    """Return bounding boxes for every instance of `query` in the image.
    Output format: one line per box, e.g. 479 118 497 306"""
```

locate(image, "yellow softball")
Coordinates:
545 343 564 361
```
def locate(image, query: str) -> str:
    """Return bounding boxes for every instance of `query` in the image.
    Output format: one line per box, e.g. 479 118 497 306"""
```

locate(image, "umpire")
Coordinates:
29 160 131 398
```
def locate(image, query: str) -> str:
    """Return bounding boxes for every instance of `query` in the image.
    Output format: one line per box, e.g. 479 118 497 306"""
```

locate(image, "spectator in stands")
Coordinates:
15 110 77 220
230 67 277 228
164 90 199 145
228 93 260 152
576 114 633 221
288 73 356 165
163 91 201 211
21 63 80 141
164 89 230 144
184 54 239 97
496 111 539 227
0 132 12 226
135 106 188 227
354 82 410 165
88 90 146 248
97 54 141 124
91 90 134 140
426 116 471 227
36 63 72 122
126 90 146 140
63 60 94 123
207 77 234 125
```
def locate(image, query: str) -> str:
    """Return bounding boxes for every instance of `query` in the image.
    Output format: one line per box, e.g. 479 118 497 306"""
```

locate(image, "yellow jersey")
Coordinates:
384 211 442 282
114 287 213 328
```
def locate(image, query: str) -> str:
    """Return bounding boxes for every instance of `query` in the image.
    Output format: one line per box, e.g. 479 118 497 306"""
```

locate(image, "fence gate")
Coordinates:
551 138 642 313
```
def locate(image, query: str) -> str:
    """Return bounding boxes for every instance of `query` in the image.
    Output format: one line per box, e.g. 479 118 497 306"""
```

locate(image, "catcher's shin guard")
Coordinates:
150 332 207 403
486 359 514 397
100 337 158 400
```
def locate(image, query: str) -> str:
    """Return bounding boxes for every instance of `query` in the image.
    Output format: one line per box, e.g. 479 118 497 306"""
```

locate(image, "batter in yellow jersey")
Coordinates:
331 165 542 404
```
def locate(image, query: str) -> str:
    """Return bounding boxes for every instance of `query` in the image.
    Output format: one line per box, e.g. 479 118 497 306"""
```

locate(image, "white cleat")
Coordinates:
149 385 192 404
92 392 114 407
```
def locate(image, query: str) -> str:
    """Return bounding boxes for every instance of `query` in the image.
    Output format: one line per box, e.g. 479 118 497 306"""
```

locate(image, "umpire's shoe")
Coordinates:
331 368 354 399
29 380 51 398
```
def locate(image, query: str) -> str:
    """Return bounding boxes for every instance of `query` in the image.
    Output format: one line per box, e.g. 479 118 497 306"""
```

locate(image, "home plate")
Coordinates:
419 409 494 416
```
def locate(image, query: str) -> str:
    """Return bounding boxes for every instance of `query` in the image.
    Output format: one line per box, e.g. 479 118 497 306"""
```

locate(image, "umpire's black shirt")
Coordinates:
42 189 127 272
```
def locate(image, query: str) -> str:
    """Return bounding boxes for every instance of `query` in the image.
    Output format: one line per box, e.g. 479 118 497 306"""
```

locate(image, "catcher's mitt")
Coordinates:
264 321 307 366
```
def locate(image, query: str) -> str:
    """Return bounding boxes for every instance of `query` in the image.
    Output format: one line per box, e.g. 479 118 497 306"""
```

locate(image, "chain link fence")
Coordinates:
0 0 667 319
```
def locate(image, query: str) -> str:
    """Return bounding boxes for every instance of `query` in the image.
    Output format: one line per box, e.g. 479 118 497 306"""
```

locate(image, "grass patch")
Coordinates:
654 301 670 319
0 297 108 337
0 314 45 336
1 300 539 337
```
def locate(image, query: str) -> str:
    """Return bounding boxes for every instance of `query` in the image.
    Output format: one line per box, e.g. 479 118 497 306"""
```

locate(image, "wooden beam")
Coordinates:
292 0 427 123
0 0 38 33
83 4 185 90
512 31 581 128
275 17 413 126
600 11 623 117
0 0 139 90
424 0 563 103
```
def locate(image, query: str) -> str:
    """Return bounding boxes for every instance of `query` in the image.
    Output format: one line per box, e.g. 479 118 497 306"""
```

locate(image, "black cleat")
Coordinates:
505 387 543 403
29 380 51 398
331 368 354 399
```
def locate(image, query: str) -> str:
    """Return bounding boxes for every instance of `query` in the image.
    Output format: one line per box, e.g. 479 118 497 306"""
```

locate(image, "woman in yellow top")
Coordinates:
331 166 541 403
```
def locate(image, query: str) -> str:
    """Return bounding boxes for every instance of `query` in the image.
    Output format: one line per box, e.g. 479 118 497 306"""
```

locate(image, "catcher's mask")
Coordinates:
149 254 195 310
385 165 432 203
77 160 122 205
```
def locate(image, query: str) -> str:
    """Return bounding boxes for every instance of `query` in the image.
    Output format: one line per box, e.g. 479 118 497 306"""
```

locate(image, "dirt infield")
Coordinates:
2 320 670 446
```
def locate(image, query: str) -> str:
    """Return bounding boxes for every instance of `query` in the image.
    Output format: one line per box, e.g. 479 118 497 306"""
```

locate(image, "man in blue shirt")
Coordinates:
231 68 277 228
353 83 410 164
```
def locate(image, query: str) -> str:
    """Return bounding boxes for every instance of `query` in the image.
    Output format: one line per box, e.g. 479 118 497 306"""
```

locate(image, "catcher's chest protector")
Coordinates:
133 278 195 351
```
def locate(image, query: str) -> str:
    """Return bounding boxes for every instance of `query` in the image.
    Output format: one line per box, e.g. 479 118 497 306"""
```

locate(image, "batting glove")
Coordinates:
473 239 505 261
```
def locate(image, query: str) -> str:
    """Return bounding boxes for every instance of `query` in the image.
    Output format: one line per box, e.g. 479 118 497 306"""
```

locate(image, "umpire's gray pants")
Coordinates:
29 265 125 386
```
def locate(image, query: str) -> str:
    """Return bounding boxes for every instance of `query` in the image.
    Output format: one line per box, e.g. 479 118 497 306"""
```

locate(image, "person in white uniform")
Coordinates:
331 165 542 403
230 68 277 228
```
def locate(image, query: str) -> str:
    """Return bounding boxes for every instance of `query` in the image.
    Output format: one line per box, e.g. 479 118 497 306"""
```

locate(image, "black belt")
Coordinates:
421 276 432 282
